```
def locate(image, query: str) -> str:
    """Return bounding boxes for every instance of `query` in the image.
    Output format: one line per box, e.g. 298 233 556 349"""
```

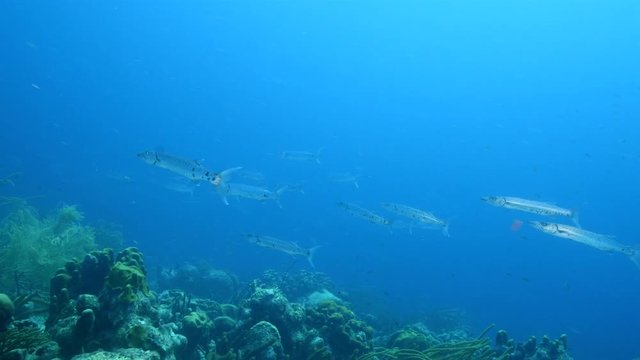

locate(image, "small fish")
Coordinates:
482 196 580 227
218 183 288 207
337 201 392 228
329 172 361 188
380 202 450 237
281 148 323 164
529 221 640 268
245 233 319 267
137 150 239 187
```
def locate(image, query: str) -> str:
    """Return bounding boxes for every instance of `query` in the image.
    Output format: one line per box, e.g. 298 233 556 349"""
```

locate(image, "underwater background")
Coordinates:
1 1 639 359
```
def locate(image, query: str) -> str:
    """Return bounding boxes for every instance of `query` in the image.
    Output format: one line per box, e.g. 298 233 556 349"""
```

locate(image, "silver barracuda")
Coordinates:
529 221 640 268
137 150 240 186
217 183 288 207
381 202 450 237
281 149 322 163
328 172 360 189
337 201 392 228
245 234 319 267
482 196 580 226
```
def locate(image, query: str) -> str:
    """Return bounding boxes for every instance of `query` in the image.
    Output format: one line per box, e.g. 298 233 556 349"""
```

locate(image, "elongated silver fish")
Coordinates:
245 234 319 267
381 202 450 237
329 172 360 188
217 183 288 207
529 221 640 268
482 196 579 226
337 201 392 228
138 150 240 187
281 149 322 163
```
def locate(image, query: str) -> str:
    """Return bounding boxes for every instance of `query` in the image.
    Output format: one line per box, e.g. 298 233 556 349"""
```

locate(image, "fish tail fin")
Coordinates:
442 220 452 238
315 147 325 164
629 249 640 270
275 186 289 208
571 210 581 228
216 166 243 184
276 186 289 197
308 246 321 268
215 182 230 205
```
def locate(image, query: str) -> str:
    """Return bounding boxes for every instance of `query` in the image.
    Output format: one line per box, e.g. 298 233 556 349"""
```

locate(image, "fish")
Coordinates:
245 233 320 267
281 148 323 164
237 170 266 182
482 196 580 227
529 221 640 268
328 172 360 188
337 201 392 228
164 180 200 197
217 183 288 207
137 150 240 187
380 202 450 237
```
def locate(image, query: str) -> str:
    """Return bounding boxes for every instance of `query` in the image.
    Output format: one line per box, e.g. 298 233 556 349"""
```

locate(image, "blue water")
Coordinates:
1 1 639 359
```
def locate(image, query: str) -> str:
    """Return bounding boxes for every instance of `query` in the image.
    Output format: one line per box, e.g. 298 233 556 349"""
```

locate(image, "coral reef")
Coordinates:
0 203 96 292
0 245 575 360
0 293 15 331
495 330 572 360
0 326 51 359
256 269 334 301
158 263 239 303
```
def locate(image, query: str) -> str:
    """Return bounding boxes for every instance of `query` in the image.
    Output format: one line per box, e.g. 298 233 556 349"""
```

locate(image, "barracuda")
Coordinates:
337 201 392 228
529 221 640 269
137 150 239 186
380 202 450 237
217 183 288 207
482 196 580 227
245 233 319 267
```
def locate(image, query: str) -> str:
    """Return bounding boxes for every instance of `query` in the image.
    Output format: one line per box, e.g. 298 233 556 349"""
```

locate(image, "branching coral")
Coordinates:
0 327 50 357
0 202 96 291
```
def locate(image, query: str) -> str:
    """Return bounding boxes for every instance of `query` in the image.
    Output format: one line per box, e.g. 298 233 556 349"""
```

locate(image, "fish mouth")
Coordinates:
480 196 491 202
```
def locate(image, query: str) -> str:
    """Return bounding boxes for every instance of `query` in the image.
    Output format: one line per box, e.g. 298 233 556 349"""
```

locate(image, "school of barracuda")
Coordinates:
138 149 640 270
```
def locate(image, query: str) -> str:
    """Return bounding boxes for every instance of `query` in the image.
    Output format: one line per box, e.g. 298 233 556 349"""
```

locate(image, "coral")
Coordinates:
212 316 236 334
47 249 113 327
237 321 285 360
10 292 49 320
495 330 573 360
423 307 468 334
306 300 374 359
387 327 434 351
0 326 50 358
105 247 149 303
70 348 161 360
358 337 500 360
0 293 15 330
182 311 213 344
245 286 290 326
0 203 96 291
257 269 334 301
158 263 239 303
